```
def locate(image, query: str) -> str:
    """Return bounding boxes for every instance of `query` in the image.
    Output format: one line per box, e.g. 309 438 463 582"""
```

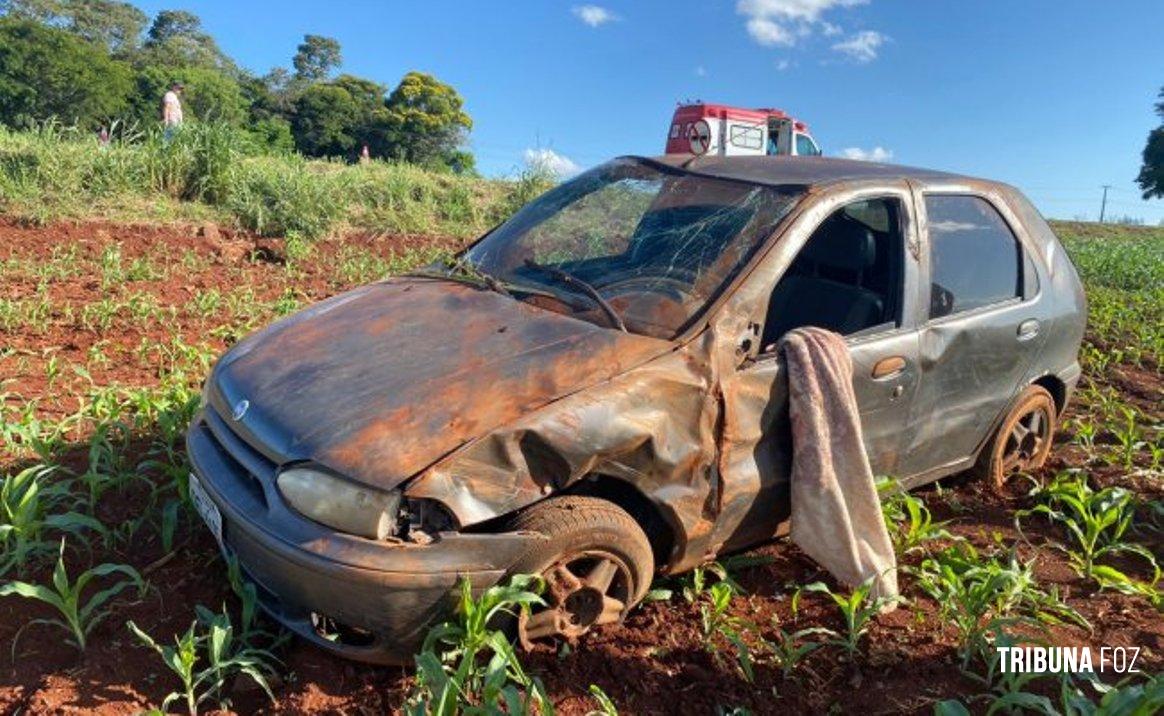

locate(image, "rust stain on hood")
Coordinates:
208 277 671 489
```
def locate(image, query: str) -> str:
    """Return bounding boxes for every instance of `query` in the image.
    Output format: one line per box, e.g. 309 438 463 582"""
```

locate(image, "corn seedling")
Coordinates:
1 465 105 575
1068 418 1100 461
793 577 894 660
1059 670 1164 716
880 479 955 555
699 581 757 682
913 543 1087 670
0 539 143 653
408 574 551 716
765 622 832 680
675 557 759 604
587 685 618 716
1109 408 1145 469
223 553 262 635
128 604 281 716
1017 471 1160 601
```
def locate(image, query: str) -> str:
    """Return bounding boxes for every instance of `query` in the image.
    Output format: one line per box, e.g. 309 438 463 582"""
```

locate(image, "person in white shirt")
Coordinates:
162 82 184 141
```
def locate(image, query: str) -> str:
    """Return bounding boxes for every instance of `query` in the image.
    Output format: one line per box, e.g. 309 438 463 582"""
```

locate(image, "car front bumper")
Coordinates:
186 410 540 665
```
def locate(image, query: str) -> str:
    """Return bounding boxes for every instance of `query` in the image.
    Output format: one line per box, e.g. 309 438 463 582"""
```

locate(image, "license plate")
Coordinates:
189 473 224 548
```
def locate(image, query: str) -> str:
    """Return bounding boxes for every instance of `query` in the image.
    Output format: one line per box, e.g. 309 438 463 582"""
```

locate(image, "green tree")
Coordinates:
127 64 248 127
145 8 198 44
291 74 385 158
1 0 146 52
292 34 340 81
1136 86 1164 199
258 66 299 113
68 0 147 53
0 18 132 127
0 0 62 24
141 8 229 69
246 115 294 153
381 71 472 169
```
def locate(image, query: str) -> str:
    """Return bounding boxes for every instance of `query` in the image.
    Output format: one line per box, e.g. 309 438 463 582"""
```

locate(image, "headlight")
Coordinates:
276 466 401 540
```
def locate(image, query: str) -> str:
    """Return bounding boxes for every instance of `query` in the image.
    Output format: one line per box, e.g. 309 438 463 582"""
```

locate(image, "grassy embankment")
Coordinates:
0 122 549 244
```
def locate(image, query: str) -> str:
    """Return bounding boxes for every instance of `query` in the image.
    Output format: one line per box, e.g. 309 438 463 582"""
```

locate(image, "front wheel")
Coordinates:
504 496 654 650
973 385 1057 491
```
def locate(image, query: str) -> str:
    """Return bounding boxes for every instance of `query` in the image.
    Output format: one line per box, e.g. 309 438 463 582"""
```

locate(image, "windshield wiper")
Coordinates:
410 258 513 297
448 257 512 297
523 258 627 332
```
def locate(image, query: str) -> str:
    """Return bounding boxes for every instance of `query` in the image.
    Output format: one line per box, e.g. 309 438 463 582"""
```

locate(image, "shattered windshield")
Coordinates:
462 158 802 338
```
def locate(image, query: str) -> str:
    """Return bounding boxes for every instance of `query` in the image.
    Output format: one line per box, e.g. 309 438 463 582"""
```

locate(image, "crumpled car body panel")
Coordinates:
207 277 670 490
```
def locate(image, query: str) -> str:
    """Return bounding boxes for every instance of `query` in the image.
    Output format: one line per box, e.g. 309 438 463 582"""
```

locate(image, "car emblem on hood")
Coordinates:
231 399 250 421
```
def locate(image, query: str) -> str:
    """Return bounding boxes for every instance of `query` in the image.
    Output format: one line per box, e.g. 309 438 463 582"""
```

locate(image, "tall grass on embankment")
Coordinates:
0 122 553 240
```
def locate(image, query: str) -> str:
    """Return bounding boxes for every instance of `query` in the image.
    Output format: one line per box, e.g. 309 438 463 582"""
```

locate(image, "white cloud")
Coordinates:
832 30 887 62
839 146 893 162
523 148 580 177
775 59 792 71
695 65 708 77
736 0 882 60
572 5 616 27
737 0 867 23
746 17 795 46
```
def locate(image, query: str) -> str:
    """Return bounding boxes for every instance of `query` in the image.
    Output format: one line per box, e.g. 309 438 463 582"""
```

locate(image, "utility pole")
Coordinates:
1099 185 1111 223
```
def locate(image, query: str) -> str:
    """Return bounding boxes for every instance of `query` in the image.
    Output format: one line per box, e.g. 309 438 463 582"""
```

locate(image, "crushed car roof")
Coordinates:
646 154 982 189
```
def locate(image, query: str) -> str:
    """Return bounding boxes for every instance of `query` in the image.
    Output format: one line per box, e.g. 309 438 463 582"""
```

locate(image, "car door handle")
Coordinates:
1017 319 1040 341
871 355 907 380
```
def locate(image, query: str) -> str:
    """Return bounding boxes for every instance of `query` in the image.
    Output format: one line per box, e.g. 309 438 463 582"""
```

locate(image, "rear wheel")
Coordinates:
505 496 654 650
973 385 1057 491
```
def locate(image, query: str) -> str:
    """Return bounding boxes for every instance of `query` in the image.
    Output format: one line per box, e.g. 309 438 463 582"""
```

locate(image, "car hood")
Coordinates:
206 276 670 490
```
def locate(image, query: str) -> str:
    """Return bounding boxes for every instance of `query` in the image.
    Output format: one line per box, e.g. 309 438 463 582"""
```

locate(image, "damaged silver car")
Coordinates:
186 155 1085 663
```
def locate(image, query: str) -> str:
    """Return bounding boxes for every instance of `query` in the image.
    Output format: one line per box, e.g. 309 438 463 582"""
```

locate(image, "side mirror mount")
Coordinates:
930 283 955 319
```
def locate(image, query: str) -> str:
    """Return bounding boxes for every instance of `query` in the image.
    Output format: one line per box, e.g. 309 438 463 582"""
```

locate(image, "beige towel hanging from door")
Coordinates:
780 326 898 602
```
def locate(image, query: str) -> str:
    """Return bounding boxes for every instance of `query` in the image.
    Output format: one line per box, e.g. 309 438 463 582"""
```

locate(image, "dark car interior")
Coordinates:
761 198 904 350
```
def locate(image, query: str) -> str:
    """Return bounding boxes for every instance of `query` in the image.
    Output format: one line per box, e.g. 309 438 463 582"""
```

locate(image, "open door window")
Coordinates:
760 197 906 351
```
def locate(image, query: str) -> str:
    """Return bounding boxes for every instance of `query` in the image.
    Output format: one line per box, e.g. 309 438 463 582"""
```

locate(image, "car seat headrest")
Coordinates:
799 217 876 273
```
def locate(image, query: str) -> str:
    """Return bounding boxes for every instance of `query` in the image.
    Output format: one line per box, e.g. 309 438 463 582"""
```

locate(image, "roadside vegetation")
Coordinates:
0 198 1161 710
0 122 554 241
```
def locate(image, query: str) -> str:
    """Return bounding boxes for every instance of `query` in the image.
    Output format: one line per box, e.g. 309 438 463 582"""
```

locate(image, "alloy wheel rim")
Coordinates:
998 404 1052 480
518 550 632 649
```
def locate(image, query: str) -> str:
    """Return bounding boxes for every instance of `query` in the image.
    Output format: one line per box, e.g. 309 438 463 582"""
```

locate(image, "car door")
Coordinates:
895 190 1049 482
711 188 922 551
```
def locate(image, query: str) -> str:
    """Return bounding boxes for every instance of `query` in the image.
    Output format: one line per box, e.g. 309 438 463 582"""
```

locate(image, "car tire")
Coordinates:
973 384 1057 492
505 495 654 649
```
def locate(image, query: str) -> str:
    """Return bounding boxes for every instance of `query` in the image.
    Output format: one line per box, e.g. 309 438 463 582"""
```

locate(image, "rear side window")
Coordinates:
926 195 1021 318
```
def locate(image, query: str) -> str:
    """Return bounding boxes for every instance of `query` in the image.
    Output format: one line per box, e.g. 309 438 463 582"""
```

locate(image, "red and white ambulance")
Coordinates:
665 103 821 157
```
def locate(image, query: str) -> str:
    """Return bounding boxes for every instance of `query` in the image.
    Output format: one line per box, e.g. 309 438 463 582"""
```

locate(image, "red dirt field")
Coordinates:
1 220 1161 714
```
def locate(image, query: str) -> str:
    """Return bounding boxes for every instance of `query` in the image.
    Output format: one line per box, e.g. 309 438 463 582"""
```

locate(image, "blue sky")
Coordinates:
135 0 1164 223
